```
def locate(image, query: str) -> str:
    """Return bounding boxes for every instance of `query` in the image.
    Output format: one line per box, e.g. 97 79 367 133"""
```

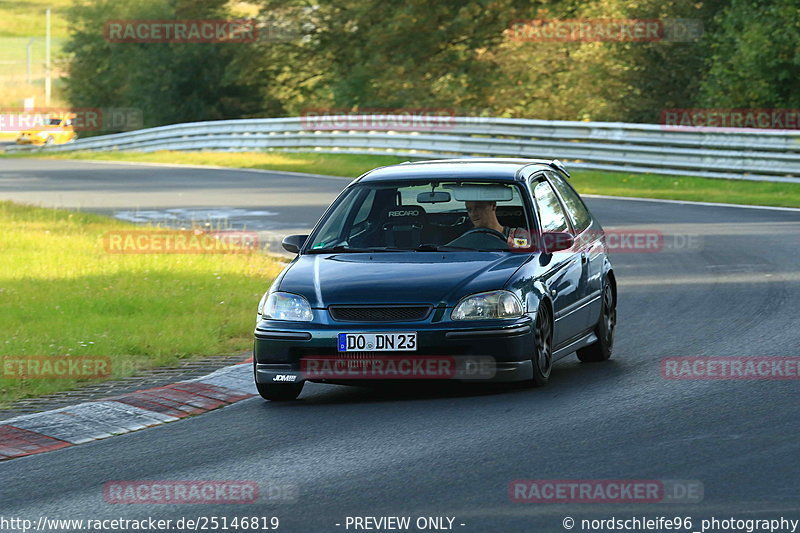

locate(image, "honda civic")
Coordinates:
253 159 616 400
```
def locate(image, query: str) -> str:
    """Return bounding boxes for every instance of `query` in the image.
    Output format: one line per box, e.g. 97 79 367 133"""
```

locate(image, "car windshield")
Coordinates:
47 118 62 126
307 180 534 253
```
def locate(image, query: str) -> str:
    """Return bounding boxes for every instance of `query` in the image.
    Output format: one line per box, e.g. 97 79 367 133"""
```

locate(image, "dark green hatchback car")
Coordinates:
253 159 617 400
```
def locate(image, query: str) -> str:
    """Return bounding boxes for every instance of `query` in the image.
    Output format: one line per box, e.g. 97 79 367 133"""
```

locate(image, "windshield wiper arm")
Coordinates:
308 245 406 253
415 243 489 252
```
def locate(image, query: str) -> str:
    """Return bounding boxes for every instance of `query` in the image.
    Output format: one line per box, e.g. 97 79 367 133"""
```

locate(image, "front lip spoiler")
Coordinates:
254 329 312 341
445 324 531 339
254 360 533 383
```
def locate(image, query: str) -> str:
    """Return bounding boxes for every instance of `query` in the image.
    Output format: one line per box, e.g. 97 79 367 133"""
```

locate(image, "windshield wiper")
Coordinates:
415 243 499 252
309 244 503 254
308 245 406 253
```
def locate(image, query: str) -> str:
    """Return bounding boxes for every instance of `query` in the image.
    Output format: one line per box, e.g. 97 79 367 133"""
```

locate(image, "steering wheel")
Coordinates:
459 227 507 242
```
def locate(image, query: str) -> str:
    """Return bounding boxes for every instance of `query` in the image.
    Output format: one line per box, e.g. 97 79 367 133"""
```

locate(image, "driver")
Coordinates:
465 201 504 233
465 201 530 249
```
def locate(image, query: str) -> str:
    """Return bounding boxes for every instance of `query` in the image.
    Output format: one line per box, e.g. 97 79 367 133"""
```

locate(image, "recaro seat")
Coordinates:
380 205 427 248
495 205 527 229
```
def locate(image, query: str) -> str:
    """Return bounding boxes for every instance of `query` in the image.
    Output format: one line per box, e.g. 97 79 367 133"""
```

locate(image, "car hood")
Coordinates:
278 252 530 307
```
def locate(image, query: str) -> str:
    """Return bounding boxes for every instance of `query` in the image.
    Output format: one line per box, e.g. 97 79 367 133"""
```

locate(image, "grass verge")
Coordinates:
0 201 284 408
9 150 800 208
0 0 71 39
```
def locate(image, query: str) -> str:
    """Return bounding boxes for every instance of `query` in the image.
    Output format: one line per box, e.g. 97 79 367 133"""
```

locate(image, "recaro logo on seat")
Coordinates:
273 374 297 382
388 210 419 217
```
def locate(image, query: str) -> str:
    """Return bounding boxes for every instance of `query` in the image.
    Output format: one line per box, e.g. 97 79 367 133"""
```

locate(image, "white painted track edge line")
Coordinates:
582 194 800 213
24 158 353 181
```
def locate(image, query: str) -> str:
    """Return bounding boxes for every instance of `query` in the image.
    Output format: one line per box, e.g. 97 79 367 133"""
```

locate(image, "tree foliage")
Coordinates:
699 0 800 108
62 0 799 128
64 0 270 130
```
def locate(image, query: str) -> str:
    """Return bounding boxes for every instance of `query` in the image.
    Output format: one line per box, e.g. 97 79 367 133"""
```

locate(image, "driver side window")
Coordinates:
532 179 569 233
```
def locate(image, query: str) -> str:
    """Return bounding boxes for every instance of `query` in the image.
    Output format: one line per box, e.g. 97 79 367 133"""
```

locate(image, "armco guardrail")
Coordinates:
6 115 800 183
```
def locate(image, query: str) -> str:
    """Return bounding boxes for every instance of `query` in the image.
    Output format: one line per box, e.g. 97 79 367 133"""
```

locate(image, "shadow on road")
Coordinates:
258 358 627 407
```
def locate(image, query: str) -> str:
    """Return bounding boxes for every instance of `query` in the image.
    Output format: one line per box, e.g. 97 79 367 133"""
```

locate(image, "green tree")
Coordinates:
255 0 533 113
486 0 729 122
699 0 800 108
63 0 269 131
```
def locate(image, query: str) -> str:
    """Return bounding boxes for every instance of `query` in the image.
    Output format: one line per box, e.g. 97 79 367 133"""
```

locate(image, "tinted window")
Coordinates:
307 180 532 252
352 188 375 225
548 172 592 232
311 188 362 246
347 188 376 239
532 180 568 233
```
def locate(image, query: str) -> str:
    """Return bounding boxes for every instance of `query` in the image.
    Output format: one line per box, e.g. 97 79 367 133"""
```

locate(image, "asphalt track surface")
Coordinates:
1 159 799 532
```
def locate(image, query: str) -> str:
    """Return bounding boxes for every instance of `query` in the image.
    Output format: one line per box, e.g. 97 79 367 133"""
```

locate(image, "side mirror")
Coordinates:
281 234 308 254
542 232 574 253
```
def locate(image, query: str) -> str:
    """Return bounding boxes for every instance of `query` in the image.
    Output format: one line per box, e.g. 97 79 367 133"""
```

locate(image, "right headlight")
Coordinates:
451 290 524 320
259 291 313 322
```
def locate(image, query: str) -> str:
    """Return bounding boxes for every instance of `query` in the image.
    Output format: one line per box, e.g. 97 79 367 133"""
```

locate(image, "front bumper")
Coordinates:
254 315 536 384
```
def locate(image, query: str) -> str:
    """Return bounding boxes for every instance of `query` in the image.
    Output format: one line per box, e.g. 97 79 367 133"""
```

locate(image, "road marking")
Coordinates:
32 158 353 181
583 194 800 212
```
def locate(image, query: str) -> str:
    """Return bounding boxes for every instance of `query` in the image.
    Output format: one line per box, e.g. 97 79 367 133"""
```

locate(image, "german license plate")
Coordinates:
337 332 417 352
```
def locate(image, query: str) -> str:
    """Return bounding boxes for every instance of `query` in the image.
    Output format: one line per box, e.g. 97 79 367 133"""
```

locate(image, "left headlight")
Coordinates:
451 290 524 320
258 292 313 322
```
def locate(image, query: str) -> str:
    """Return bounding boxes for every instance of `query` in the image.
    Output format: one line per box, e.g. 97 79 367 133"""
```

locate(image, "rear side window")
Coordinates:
547 172 592 232
532 180 569 233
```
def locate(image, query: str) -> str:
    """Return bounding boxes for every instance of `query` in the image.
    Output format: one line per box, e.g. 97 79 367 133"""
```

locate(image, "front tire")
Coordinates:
531 304 553 386
577 282 616 362
255 381 304 401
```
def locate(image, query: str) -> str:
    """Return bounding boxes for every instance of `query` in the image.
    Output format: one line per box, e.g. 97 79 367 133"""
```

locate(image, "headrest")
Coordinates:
381 205 426 225
495 205 526 226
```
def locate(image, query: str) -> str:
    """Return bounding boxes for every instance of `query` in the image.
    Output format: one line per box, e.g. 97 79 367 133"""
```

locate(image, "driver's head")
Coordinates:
465 201 499 229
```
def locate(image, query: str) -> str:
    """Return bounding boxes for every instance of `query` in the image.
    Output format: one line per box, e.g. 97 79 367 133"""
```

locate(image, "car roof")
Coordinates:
355 158 563 183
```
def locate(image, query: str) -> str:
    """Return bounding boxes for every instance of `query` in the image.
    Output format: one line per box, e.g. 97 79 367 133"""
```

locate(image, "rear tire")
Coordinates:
531 304 553 386
255 381 304 401
577 282 616 362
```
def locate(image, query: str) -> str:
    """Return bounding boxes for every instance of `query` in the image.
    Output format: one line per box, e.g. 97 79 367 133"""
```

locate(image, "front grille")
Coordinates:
328 305 432 322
